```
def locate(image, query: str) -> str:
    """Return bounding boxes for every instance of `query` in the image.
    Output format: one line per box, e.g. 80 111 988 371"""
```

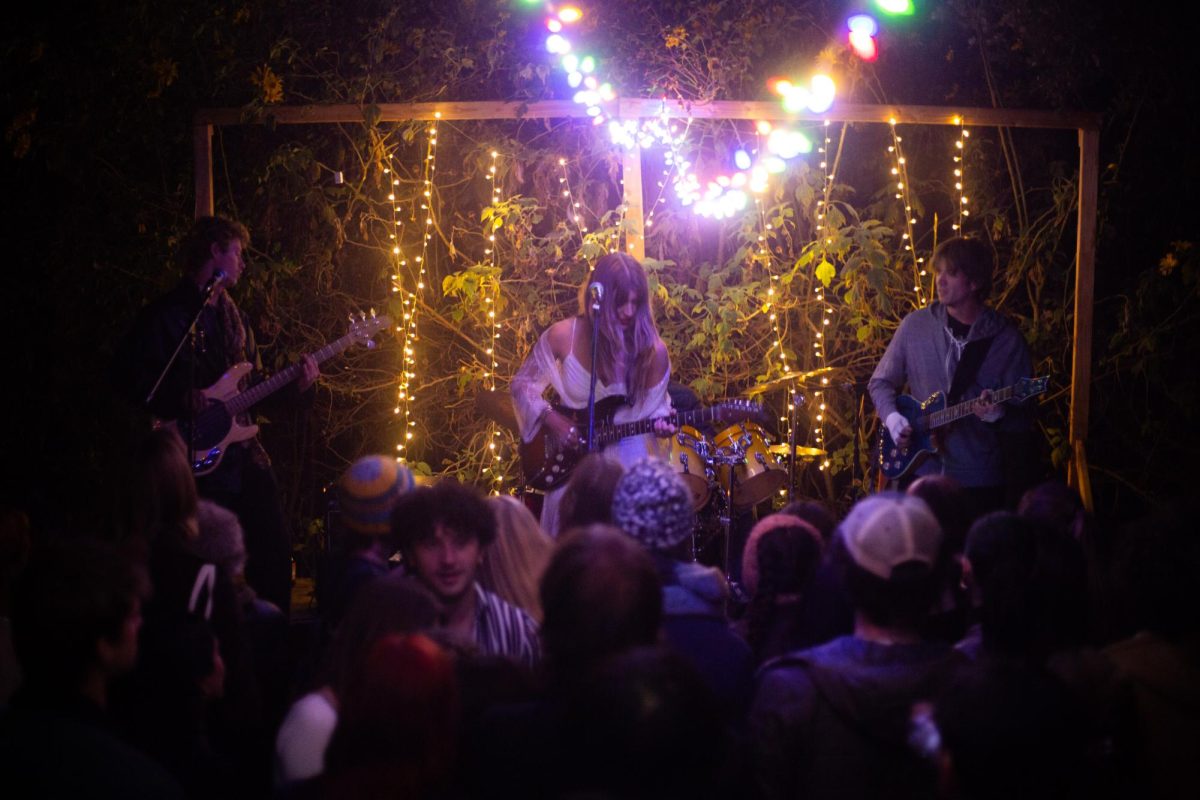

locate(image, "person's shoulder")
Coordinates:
544 317 578 359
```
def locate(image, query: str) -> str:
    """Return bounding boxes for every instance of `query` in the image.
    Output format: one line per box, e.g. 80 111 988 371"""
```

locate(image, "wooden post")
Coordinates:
193 123 214 218
621 139 645 260
1069 126 1099 506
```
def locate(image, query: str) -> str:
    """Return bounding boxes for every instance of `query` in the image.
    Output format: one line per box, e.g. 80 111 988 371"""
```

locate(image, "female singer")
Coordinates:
511 253 675 535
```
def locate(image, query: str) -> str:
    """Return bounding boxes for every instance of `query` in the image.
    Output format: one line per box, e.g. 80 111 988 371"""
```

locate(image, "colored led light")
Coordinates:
558 6 583 23
567 71 583 87
847 14 879 36
546 18 563 33
809 74 836 113
874 0 915 15
734 149 752 170
546 34 571 54
562 53 579 72
849 30 878 61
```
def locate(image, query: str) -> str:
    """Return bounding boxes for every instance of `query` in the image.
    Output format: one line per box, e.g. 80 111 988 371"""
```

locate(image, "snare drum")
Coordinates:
669 425 711 509
713 421 788 507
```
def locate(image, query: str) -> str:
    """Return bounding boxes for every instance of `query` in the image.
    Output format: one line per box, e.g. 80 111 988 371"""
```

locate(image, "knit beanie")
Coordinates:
338 455 416 536
611 457 695 552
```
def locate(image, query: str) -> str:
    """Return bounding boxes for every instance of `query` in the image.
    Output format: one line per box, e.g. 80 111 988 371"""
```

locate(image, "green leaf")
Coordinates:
816 260 836 287
857 325 872 343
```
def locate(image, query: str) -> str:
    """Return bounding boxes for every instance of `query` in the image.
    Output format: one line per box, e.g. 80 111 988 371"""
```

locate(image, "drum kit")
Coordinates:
479 366 835 576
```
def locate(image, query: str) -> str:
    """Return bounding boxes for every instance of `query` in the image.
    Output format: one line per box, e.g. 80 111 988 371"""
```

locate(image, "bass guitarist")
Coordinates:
868 237 1035 516
511 253 676 536
113 216 317 614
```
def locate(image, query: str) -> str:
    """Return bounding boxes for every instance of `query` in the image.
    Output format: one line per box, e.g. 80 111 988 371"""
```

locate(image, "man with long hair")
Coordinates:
511 253 675 535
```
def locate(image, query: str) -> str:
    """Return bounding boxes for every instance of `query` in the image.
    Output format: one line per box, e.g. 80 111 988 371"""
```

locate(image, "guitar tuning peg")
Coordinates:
347 314 355 325
359 310 367 321
369 308 377 318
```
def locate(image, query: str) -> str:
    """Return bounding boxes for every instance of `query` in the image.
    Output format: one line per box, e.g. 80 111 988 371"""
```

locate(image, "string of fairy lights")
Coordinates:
393 113 441 463
886 119 928 305
483 149 504 494
809 120 839 473
951 116 971 233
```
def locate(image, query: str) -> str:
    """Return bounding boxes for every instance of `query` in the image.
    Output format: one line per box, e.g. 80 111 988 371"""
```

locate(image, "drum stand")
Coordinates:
709 438 749 588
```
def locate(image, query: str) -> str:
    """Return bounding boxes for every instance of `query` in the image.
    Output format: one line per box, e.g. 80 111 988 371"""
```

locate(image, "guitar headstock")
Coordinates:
1013 376 1049 402
347 309 393 349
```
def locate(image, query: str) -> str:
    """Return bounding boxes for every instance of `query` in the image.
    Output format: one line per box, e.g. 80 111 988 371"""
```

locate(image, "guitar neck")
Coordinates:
226 334 356 415
924 383 1018 430
597 405 727 446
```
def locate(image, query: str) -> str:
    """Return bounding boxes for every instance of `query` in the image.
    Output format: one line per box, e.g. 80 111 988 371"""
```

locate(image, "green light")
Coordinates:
874 0 915 15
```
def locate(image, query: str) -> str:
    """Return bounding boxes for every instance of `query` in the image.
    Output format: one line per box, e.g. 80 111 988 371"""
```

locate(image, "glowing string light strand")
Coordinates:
951 116 971 233
810 120 844 473
887 119 928 306
483 149 504 493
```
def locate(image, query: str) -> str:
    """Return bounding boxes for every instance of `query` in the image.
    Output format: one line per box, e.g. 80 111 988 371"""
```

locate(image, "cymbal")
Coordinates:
746 367 836 396
767 444 827 458
474 389 519 432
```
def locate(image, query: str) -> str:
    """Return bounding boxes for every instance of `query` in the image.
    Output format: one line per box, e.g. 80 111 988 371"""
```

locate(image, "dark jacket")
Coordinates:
750 635 963 800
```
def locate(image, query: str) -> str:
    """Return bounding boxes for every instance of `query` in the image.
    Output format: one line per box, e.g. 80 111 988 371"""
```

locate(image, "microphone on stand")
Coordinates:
588 281 604 311
202 269 227 300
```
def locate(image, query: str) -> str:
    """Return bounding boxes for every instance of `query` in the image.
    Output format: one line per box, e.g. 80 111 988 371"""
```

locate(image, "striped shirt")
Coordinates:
473 583 540 668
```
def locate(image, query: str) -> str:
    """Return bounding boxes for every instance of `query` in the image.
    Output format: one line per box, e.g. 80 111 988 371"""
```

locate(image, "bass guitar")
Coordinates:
877 376 1048 481
518 396 762 491
161 312 391 476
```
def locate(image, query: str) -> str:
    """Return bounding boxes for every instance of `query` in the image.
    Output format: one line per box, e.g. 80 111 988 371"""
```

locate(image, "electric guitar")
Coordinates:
518 396 762 491
160 312 391 476
877 376 1049 481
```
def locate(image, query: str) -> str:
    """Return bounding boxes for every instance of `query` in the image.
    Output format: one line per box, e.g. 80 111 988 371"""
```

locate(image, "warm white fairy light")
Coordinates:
887 119 928 305
951 116 970 233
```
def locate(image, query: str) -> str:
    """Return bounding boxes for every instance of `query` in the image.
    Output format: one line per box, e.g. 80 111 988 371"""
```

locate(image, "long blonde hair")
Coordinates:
578 253 662 404
479 495 555 622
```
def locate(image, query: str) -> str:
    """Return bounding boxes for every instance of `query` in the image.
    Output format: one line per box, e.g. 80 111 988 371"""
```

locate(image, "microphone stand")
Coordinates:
146 273 223 467
586 293 601 452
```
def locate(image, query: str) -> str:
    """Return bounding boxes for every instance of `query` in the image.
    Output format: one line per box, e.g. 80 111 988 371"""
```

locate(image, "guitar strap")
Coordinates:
948 335 995 404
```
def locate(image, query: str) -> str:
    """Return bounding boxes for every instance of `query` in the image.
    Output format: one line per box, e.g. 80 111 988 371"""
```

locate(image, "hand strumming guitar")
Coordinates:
542 409 585 451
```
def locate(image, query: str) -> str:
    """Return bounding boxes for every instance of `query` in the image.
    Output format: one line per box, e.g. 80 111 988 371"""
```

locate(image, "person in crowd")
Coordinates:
612 457 755 718
511 252 675 535
958 511 1088 664
1104 502 1200 800
930 660 1089 799
462 524 664 799
780 500 855 648
0 538 184 797
908 474 975 643
869 237 1035 515
320 455 415 628
479 495 554 623
779 499 838 545
0 507 32 707
751 492 962 800
295 633 459 800
275 575 439 786
739 513 825 662
113 215 318 614
391 479 540 667
556 452 625 532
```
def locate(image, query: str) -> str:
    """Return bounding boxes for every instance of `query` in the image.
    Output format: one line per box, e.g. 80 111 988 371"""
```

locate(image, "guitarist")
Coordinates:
511 253 676 536
868 237 1034 515
113 216 318 615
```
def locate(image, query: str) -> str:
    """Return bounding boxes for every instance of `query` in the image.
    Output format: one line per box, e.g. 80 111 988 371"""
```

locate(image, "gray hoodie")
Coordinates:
868 302 1032 487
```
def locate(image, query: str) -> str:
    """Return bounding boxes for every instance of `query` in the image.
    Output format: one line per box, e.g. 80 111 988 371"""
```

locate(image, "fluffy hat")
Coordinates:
338 455 416 536
611 457 695 552
839 492 943 580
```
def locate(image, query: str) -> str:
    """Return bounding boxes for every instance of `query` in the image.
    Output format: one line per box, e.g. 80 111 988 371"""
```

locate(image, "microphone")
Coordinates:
202 269 226 298
588 282 604 311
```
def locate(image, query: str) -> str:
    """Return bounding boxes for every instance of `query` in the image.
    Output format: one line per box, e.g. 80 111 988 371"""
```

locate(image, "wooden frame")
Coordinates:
194 98 1101 505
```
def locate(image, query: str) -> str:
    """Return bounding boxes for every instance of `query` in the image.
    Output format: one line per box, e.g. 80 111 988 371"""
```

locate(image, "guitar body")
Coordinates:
876 376 1050 482
158 361 260 476
517 396 628 491
878 391 943 481
518 396 763 492
155 312 392 476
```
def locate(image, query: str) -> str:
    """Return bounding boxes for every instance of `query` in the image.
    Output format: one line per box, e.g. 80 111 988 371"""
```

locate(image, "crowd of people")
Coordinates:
2 219 1195 797
0 440 1196 799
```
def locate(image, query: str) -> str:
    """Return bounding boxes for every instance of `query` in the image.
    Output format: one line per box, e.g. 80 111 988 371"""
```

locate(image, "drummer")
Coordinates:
511 253 677 536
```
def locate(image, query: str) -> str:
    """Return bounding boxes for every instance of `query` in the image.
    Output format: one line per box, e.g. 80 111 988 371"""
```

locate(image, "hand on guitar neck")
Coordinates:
541 406 677 452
